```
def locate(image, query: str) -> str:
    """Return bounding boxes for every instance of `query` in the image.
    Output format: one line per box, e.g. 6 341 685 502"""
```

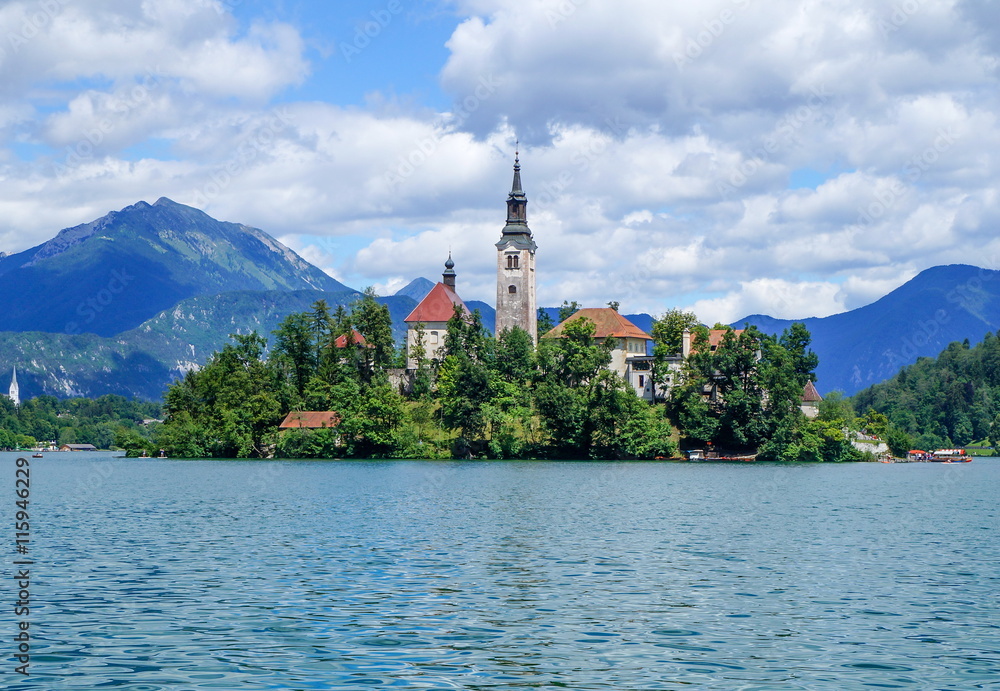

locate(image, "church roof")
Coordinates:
801 380 823 403
543 308 651 340
403 282 470 324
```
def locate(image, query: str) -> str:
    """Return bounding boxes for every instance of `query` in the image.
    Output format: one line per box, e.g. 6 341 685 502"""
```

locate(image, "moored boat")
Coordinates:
930 448 972 463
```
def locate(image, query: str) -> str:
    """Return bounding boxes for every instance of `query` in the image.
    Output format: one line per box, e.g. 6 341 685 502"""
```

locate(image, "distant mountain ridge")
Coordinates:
0 197 349 336
0 289 418 401
735 265 1000 396
1 199 998 402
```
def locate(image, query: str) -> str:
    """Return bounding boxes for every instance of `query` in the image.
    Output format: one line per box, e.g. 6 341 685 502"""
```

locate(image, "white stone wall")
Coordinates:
405 321 449 369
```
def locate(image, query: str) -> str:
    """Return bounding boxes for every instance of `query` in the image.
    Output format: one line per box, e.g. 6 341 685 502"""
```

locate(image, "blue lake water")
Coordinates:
3 453 1000 689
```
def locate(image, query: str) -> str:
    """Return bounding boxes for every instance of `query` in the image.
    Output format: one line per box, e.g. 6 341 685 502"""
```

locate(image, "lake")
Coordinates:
4 453 999 689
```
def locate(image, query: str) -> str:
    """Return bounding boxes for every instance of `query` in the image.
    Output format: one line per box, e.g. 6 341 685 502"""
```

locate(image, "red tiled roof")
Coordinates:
543 308 651 340
333 331 368 348
279 411 342 429
801 380 823 403
404 282 470 323
706 328 743 350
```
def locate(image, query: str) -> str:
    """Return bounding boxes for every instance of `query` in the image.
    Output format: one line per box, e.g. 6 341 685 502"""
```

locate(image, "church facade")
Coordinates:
495 153 537 342
403 256 470 369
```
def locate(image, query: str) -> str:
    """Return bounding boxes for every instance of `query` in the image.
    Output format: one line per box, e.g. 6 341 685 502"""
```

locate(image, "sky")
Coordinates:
1 0 999 324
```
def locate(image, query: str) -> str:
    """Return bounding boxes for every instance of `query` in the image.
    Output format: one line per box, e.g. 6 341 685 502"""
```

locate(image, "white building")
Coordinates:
7 366 18 407
542 308 655 399
403 256 470 369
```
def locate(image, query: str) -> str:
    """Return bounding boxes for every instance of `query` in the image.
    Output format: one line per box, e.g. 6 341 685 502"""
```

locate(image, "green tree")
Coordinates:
537 308 555 335
272 311 316 399
779 322 820 388
651 308 700 357
352 288 395 382
557 300 581 323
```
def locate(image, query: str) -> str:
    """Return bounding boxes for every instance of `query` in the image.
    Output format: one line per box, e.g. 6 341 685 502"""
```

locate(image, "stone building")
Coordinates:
495 152 537 342
542 308 654 399
403 256 470 369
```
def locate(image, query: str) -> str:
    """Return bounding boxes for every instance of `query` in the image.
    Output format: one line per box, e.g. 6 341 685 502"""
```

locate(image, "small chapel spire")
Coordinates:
442 253 456 289
8 366 19 408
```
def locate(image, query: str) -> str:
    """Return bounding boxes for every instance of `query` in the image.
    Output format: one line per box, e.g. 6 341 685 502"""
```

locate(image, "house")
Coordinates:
543 307 655 399
682 328 745 357
279 411 342 429
60 443 98 451
403 256 470 369
800 380 823 418
332 330 368 349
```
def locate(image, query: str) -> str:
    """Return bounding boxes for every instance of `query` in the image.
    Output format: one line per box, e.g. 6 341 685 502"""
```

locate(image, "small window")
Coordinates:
429 331 439 344
638 375 645 388
508 285 517 294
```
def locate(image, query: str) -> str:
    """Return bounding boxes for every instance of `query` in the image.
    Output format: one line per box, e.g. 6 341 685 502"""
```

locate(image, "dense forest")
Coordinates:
0 394 161 450
149 292 865 461
852 332 1000 451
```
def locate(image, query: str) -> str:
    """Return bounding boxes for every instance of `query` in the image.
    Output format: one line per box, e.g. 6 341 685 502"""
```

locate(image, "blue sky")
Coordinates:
2 0 1000 323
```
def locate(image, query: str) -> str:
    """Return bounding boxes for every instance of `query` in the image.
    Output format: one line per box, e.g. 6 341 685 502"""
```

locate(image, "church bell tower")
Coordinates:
495 151 537 341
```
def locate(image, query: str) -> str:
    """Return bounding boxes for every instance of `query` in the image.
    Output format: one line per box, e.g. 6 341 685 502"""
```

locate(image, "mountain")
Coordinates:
394 277 435 302
0 289 418 401
0 198 350 336
735 265 1000 396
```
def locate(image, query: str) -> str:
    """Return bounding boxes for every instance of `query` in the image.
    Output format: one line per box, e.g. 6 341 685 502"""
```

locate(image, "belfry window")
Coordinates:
506 255 519 269
508 285 517 294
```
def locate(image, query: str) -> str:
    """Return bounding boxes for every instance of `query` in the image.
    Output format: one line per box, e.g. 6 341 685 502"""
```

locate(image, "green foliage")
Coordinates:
884 426 914 458
0 393 161 450
651 308 699 357
818 391 855 426
853 331 1000 448
537 308 555 335
759 418 862 462
669 324 822 456
557 300 581 323
156 302 837 462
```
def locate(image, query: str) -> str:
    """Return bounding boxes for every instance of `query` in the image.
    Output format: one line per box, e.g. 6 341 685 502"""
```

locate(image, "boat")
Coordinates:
32 453 43 458
930 449 972 463
686 449 757 462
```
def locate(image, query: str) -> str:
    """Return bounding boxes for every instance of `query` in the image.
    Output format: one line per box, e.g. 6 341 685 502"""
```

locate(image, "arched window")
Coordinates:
508 285 517 294
506 254 519 269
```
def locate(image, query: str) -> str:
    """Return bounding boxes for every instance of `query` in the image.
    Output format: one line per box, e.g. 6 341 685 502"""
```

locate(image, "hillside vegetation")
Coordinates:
852 332 1000 450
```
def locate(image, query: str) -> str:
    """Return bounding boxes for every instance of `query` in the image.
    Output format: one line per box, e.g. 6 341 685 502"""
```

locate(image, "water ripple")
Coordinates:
5 454 1000 689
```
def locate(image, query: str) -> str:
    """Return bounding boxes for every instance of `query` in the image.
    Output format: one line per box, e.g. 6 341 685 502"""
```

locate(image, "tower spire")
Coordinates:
495 150 537 342
8 366 19 407
442 253 456 289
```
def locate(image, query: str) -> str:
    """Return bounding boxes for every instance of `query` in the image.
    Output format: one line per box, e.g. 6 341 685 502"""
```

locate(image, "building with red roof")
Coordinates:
682 328 746 357
800 380 823 418
403 255 471 368
542 307 655 399
332 330 368 349
279 411 342 429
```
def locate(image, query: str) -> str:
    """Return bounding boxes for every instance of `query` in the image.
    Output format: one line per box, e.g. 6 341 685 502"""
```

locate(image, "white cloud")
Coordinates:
3 0 1000 329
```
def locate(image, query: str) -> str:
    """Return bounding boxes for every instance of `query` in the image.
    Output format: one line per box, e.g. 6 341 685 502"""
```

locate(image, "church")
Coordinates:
404 153 538 365
6 366 18 407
